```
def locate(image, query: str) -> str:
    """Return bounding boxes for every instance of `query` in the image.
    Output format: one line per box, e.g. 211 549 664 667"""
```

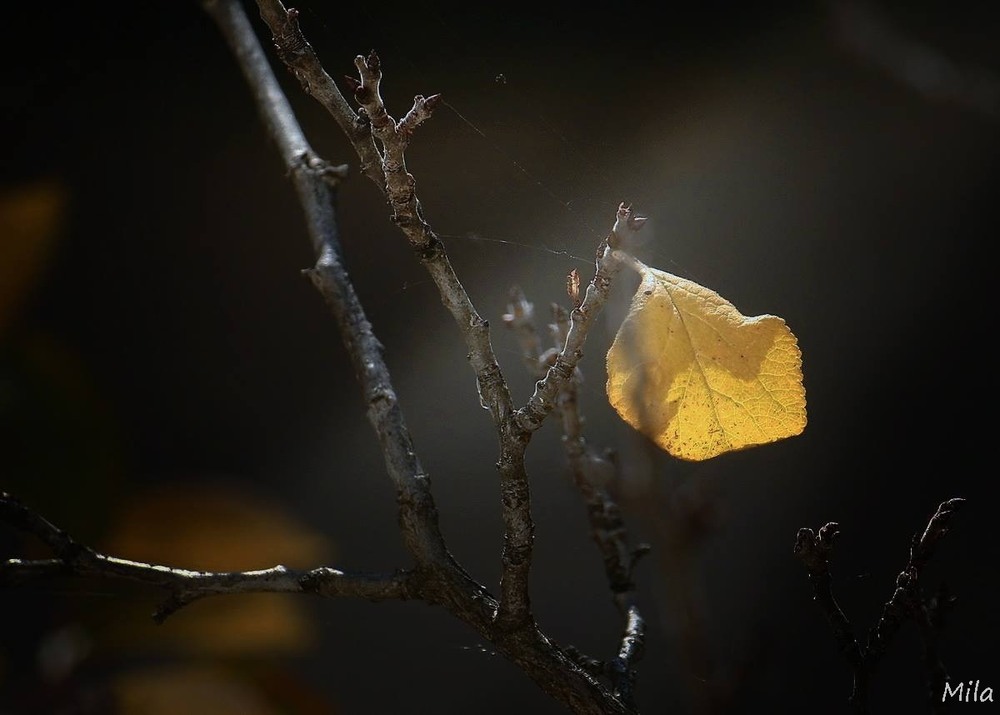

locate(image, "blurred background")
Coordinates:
2 1 998 713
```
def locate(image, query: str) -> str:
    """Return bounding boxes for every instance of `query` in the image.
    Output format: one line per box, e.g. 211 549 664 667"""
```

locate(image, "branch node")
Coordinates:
630 543 652 569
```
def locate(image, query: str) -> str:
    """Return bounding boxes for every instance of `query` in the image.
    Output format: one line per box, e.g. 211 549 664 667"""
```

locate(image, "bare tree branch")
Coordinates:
794 498 965 713
252 2 644 638
251 0 541 629
517 204 647 433
865 498 964 662
1 3 652 712
256 1 514 434
506 292 650 710
253 2 383 185
0 3 643 711
503 284 548 377
203 0 457 573
0 492 413 622
794 521 867 706
2 3 979 713
2 487 630 715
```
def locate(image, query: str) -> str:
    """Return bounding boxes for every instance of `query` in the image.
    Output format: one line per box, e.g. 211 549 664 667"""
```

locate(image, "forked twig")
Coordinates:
794 498 965 713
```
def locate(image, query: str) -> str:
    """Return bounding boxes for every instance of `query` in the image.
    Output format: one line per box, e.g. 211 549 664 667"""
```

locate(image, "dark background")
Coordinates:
2 1 998 713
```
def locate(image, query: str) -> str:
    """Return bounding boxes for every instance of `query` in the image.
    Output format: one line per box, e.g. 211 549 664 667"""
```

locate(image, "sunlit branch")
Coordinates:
517 203 647 433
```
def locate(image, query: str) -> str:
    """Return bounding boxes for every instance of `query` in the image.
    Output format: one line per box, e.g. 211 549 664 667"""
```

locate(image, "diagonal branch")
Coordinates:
256 0 513 434
254 2 382 186
203 0 452 568
865 497 964 662
516 204 647 433
345 48 515 432
252 0 536 629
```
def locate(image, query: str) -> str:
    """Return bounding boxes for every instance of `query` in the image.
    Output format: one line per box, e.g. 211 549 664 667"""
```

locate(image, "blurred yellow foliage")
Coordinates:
98 481 333 657
102 482 331 572
113 664 281 715
0 181 66 336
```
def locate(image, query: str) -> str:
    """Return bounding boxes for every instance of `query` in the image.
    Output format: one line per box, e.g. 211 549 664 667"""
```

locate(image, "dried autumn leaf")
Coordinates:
606 258 806 461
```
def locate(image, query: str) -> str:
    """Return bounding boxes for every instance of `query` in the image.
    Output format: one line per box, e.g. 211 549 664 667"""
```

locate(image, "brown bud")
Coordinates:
566 269 581 308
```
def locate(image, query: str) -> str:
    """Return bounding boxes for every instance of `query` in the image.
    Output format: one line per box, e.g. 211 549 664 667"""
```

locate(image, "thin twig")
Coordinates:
794 521 867 707
506 290 649 711
864 498 964 664
345 59 532 604
920 584 956 714
794 498 965 713
257 0 514 434
254 2 382 185
517 204 647 433
551 301 648 710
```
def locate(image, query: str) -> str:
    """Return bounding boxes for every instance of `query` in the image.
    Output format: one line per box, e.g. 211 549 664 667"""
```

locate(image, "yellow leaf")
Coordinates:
606 258 806 461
